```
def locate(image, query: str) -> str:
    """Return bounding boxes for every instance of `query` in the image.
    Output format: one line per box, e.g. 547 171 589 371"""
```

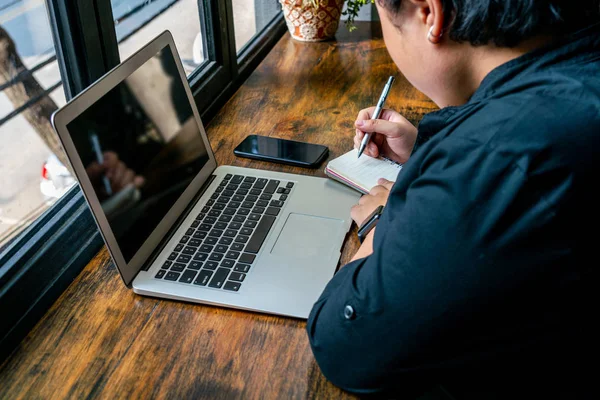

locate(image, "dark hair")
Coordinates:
377 0 600 47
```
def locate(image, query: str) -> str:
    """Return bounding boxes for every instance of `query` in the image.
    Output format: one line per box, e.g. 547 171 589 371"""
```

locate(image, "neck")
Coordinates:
437 35 556 107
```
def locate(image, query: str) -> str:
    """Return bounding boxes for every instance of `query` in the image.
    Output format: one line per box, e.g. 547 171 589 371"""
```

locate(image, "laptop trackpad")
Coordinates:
271 213 344 259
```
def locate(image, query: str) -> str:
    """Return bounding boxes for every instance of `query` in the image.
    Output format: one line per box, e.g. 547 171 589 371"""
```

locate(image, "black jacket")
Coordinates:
307 24 600 394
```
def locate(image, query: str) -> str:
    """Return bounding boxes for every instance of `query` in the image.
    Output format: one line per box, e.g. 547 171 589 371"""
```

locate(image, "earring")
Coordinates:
427 26 443 44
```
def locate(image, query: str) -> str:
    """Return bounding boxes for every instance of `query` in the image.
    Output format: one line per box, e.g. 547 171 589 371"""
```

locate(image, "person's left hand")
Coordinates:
350 178 394 227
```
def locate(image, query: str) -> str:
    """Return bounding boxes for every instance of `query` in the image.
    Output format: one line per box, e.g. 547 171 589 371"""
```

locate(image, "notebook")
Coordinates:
325 149 403 194
51 30 360 319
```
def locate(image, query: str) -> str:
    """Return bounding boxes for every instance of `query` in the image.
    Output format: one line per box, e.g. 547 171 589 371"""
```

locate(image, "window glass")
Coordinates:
115 0 205 76
0 0 69 249
233 0 281 53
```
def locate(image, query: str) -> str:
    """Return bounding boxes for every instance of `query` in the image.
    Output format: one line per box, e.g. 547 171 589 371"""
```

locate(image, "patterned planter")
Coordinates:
279 0 345 42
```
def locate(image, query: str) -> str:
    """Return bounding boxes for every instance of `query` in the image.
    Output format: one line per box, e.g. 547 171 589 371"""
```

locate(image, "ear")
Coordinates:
405 0 445 42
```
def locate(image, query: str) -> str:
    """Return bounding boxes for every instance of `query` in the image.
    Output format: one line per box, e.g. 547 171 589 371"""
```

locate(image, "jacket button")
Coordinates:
344 305 355 320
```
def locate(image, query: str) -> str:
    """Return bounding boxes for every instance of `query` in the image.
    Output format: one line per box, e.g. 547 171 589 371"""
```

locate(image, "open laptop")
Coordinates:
51 31 360 318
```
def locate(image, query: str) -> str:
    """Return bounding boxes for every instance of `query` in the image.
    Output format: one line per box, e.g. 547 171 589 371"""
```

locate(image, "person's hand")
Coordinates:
353 107 418 164
86 151 145 196
350 178 394 227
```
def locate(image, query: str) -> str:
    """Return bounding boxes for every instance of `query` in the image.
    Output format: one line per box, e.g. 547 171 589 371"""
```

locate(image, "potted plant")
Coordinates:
279 0 374 42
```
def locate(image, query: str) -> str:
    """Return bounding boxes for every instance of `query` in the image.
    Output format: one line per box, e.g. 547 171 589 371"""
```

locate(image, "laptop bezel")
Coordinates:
51 30 218 286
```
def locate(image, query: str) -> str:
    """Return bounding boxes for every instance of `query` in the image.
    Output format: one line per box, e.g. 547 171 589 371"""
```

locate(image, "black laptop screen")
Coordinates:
67 46 209 262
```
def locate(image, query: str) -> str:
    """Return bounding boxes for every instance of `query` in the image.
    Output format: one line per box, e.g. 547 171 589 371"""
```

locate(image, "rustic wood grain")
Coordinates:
0 22 437 399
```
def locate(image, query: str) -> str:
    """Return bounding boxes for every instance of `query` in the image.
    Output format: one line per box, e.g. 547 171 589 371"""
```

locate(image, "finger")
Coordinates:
377 178 395 190
357 106 377 121
354 118 402 138
102 151 118 168
353 134 361 150
133 176 145 188
358 195 371 205
111 161 126 189
369 185 387 195
121 168 135 188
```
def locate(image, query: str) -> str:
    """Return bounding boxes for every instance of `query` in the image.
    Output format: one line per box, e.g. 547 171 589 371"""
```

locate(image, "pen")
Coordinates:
357 76 395 158
89 132 113 196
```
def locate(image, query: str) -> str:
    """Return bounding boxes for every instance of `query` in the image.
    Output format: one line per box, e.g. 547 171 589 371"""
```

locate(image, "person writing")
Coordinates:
307 0 599 395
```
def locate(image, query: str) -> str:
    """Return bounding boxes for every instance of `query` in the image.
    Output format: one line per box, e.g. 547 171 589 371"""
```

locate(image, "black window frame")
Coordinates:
0 0 285 363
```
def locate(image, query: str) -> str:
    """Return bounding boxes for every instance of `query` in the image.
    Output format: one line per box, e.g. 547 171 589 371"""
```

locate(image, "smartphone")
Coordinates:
233 134 329 168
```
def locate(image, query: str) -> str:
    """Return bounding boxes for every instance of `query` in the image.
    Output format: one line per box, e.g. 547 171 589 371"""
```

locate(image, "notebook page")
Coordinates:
327 149 402 192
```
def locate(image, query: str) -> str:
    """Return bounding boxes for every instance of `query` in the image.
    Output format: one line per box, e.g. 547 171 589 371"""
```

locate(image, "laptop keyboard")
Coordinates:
153 174 294 292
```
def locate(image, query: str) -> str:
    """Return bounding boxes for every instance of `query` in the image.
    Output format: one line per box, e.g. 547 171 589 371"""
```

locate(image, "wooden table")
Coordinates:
0 22 437 399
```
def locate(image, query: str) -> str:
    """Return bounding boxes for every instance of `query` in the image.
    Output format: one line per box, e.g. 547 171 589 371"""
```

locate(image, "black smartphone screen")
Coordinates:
233 135 328 168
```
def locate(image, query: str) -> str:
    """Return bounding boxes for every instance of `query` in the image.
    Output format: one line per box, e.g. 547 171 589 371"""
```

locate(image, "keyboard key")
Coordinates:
208 268 231 288
228 201 241 209
240 228 253 236
189 261 203 270
286 182 294 188
216 196 229 203
215 222 228 230
223 189 235 197
219 237 233 245
205 237 218 245
194 253 209 261
200 244 214 253
191 220 200 228
215 245 228 253
254 178 267 189
279 194 287 201
193 231 207 239
213 203 226 210
182 246 196 255
229 272 246 282
218 215 233 223
270 200 284 208
189 239 202 247
206 199 215 206
276 187 285 194
202 205 210 213
249 189 261 195
224 174 232 180
226 184 239 191
233 194 245 202
234 263 251 273
246 195 258 202
219 179 227 186
195 213 205 220
231 175 244 184
224 229 237 237
162 261 172 269
155 270 166 279
244 220 257 228
256 200 268 207
226 251 240 259
251 207 265 214
241 201 254 209
264 180 280 194
165 271 180 281
240 182 252 189
198 224 212 231
244 176 256 183
204 261 219 270
221 259 235 268
179 269 197 284
180 235 190 244
235 235 249 243
236 188 249 195
205 216 217 224
260 194 272 201
194 270 213 286
248 213 261 221
209 229 224 237
231 243 244 252
283 189 291 194
177 254 191 263
265 207 280 216
223 208 236 215
245 215 276 253
239 253 256 264
209 253 224 261
233 215 246 223
215 186 223 193
208 210 221 217
171 263 186 272
223 281 241 292
237 208 250 216
229 222 242 230
168 252 178 261
211 193 219 200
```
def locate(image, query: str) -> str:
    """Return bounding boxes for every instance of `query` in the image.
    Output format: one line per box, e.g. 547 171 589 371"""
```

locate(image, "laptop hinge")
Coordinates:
139 174 217 272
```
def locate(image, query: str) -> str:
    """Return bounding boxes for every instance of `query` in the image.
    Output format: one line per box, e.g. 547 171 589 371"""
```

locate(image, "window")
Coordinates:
0 0 285 362
232 0 281 53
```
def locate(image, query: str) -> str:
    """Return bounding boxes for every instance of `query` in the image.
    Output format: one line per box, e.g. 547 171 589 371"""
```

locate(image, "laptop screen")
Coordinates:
67 45 209 262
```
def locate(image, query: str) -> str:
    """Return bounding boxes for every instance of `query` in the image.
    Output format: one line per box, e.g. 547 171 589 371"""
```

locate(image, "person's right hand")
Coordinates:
86 151 145 196
353 107 418 164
